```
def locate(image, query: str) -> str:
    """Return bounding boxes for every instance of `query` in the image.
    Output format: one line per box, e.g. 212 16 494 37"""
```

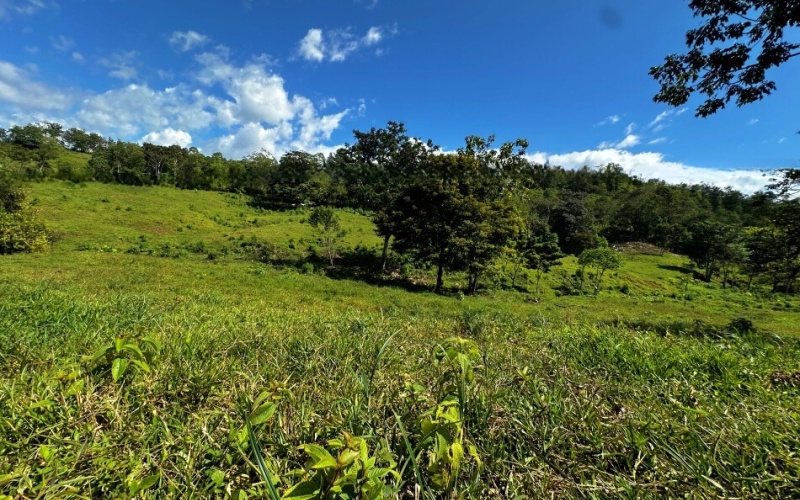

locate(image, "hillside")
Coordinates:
1 180 799 498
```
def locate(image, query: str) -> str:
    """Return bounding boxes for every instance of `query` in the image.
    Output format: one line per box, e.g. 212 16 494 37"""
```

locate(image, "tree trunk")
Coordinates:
435 247 445 293
380 234 390 272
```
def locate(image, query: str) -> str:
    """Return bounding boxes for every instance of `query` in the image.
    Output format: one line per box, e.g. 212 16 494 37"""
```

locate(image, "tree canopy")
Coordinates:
651 0 800 117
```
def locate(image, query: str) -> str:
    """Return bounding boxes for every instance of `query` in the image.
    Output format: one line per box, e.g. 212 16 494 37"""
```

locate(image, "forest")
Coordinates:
2 120 798 296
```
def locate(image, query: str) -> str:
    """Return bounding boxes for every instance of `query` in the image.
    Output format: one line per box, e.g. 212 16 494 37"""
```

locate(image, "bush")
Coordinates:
0 176 48 254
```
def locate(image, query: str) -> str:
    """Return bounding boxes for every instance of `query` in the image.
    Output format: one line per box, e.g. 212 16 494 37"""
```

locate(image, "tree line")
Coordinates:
1 121 798 294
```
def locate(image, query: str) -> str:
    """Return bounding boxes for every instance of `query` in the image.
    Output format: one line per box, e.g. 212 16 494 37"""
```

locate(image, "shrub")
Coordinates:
0 177 48 254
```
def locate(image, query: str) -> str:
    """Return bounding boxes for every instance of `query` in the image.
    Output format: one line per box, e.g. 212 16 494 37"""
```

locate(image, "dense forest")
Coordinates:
1 121 798 295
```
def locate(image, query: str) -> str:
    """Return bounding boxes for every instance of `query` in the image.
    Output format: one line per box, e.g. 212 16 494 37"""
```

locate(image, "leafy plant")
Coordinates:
85 337 160 382
283 433 400 499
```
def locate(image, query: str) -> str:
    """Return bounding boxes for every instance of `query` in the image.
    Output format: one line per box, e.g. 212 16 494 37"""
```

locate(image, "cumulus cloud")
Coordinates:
76 84 216 137
526 148 768 193
298 29 325 62
0 0 48 20
296 25 393 62
195 51 294 125
203 121 294 159
0 60 72 110
141 127 193 147
169 30 209 52
1 43 353 160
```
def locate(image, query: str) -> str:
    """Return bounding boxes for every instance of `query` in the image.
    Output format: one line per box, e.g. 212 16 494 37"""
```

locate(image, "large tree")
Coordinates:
651 0 800 117
389 153 520 294
340 121 436 271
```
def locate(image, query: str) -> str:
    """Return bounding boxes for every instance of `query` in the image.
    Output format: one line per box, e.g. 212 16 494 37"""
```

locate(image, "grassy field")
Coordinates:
1 180 799 498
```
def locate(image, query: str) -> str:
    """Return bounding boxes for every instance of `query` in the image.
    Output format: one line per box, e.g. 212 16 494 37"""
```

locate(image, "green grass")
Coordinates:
1 180 798 498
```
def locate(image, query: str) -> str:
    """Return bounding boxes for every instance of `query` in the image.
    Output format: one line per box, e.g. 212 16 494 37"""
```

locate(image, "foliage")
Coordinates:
651 0 800 116
0 175 48 254
577 245 624 293
521 230 565 295
308 207 346 266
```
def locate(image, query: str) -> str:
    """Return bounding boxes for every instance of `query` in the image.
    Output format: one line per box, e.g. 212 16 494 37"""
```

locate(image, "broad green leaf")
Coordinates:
39 444 54 462
208 469 225 487
248 402 276 426
299 444 337 470
138 474 160 491
88 345 114 365
253 390 272 408
281 480 320 500
130 359 151 373
449 442 464 471
121 343 146 361
337 448 360 468
111 358 129 382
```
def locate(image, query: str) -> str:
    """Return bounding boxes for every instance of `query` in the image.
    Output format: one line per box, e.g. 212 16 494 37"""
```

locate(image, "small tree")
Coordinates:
522 231 564 296
578 245 623 294
308 207 346 266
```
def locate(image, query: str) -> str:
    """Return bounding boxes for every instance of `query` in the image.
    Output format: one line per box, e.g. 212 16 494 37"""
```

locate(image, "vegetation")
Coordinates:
0 179 796 497
651 0 800 117
0 119 798 497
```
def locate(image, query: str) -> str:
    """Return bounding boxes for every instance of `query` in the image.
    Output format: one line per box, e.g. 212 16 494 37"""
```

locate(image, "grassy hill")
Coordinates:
1 180 799 498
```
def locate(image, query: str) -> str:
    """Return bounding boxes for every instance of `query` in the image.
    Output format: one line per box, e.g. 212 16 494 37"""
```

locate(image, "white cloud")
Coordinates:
169 30 209 52
779 137 787 144
599 134 639 149
648 137 667 145
625 122 635 135
141 127 193 147
526 148 768 193
99 51 139 81
649 107 687 129
598 114 620 126
363 27 383 45
0 60 72 110
204 121 294 159
51 35 75 52
0 0 48 20
298 29 325 62
71 51 84 62
748 118 759 126
76 84 216 137
296 26 393 62
1 45 352 159
196 52 294 125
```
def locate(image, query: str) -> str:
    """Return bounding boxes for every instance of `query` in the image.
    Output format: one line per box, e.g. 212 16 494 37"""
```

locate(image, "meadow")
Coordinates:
1 180 799 498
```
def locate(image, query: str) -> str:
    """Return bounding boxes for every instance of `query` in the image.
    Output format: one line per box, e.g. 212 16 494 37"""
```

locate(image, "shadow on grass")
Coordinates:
657 264 692 274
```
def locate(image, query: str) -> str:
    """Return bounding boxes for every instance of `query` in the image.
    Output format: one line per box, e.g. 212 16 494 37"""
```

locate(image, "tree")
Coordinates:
388 153 520 294
769 167 800 199
308 207 346 266
577 245 623 294
521 230 564 295
683 221 741 281
340 121 436 271
651 1 800 117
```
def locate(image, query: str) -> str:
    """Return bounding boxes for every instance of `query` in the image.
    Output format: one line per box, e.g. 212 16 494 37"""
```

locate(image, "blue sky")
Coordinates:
1 0 798 191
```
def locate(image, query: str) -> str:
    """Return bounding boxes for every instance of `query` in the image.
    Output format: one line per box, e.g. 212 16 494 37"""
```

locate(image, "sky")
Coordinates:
1 0 798 192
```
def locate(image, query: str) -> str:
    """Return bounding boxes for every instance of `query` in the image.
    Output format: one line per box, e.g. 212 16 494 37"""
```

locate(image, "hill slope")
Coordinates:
0 180 798 498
